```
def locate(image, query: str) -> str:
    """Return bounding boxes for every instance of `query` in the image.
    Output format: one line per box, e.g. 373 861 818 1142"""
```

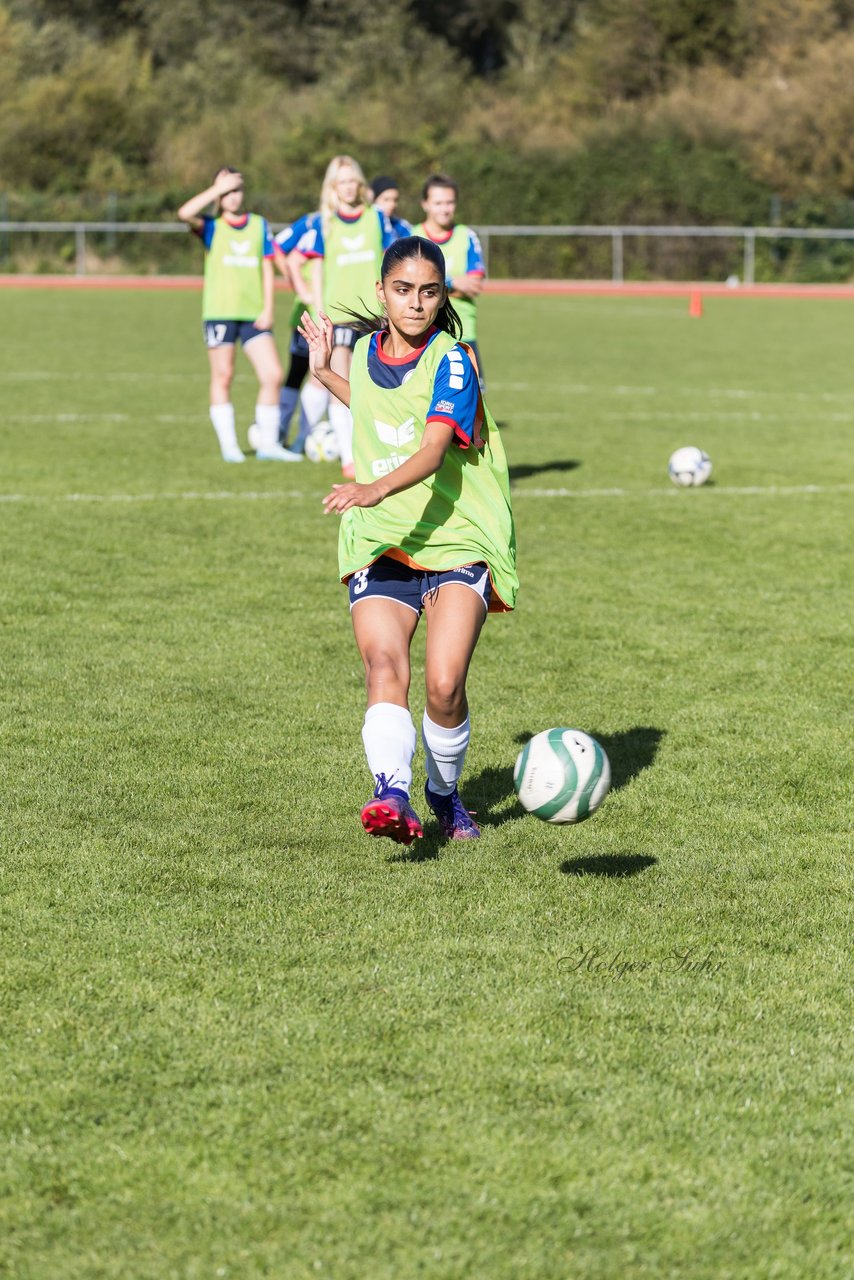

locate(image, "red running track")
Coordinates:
2 274 854 299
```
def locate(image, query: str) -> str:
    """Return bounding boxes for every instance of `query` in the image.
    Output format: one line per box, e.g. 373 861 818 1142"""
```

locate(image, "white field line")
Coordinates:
3 412 200 423
7 369 854 401
0 483 851 508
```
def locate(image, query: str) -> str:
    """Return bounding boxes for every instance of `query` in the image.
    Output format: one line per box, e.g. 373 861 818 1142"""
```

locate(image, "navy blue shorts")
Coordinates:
290 327 310 358
203 320 272 348
348 556 492 615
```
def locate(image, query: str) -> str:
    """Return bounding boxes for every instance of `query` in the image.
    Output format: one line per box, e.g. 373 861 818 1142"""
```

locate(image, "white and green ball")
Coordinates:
668 445 712 487
305 422 340 463
514 728 611 824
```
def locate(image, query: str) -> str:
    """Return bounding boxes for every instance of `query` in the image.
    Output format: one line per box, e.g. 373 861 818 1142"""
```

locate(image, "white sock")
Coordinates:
255 402 280 451
422 713 471 796
301 381 329 431
362 702 416 795
329 400 354 467
210 403 239 453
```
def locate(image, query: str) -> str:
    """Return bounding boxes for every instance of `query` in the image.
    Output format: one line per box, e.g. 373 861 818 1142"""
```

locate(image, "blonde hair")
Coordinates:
320 155 368 240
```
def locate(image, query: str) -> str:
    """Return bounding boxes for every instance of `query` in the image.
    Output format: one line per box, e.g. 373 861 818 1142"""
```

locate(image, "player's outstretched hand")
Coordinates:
323 482 383 515
298 310 334 377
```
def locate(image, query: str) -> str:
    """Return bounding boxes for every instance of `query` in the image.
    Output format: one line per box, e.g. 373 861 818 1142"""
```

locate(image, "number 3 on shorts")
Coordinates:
353 569 369 595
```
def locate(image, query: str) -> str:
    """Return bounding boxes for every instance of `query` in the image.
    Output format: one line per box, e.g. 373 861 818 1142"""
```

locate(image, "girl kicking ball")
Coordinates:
178 167 300 463
299 236 517 846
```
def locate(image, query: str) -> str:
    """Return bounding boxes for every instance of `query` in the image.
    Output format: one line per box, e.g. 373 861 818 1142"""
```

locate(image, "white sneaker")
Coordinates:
256 443 303 462
247 423 260 452
220 443 246 463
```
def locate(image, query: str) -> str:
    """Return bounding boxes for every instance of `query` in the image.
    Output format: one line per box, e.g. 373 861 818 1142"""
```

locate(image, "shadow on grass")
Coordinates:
389 728 666 852
509 459 581 484
560 853 657 878
463 764 521 830
387 831 441 864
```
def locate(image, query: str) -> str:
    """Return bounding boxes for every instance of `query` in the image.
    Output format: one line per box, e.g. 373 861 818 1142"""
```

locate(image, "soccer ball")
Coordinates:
304 422 340 463
668 446 712 487
514 728 611 824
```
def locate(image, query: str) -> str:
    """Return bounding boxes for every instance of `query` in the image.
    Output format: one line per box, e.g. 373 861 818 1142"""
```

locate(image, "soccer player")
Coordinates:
177 167 300 463
268 211 328 454
411 173 486 380
290 156 396 477
298 236 517 847
369 176 412 242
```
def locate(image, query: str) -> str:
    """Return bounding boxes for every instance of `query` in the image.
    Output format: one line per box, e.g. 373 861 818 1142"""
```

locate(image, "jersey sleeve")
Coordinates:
466 228 486 277
195 215 216 249
260 217 275 259
426 343 480 449
298 218 323 259
378 209 397 251
275 218 300 255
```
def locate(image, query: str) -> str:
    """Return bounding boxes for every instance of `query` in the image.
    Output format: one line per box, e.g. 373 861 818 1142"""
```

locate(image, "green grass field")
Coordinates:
1 288 851 1279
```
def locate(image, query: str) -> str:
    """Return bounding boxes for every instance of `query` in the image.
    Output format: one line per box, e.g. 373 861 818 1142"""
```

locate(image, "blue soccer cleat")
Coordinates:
361 774 423 846
424 783 481 840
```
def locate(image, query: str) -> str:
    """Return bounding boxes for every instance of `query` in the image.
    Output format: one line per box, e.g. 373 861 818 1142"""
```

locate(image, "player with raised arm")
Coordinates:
290 156 396 478
177 167 300 463
298 236 517 847
411 173 487 383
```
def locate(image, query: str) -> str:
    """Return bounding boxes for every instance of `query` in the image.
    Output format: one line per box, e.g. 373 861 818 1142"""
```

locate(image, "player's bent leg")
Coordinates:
422 583 487 839
245 335 300 461
207 345 244 462
352 596 423 844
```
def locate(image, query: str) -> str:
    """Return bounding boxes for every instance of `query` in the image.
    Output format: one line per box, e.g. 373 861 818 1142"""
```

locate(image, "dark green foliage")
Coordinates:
4 0 854 270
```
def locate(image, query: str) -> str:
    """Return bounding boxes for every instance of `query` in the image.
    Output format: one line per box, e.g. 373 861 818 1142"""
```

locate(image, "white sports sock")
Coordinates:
255 402 280 451
422 713 471 795
362 702 416 795
329 400 354 467
300 381 329 431
210 402 240 453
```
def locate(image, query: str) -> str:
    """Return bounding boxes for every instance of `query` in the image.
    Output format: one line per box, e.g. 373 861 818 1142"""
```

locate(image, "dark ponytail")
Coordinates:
336 236 463 340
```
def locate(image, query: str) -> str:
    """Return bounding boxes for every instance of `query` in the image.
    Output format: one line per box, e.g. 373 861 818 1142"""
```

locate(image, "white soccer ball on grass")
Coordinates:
304 422 340 463
514 728 611 824
668 446 712 487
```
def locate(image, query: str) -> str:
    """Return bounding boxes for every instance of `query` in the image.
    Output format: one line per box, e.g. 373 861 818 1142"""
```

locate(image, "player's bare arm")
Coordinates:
298 310 351 406
450 273 484 300
254 257 274 332
322 421 455 514
177 169 243 229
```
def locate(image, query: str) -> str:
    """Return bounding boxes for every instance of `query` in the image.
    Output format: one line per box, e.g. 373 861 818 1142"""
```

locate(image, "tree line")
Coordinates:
3 0 854 278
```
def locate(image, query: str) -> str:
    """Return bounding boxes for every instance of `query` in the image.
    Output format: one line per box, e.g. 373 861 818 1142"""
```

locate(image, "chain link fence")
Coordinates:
3 222 854 283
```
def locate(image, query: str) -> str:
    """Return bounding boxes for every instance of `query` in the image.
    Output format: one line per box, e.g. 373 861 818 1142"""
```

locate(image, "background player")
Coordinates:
290 156 395 477
369 175 412 242
265 211 328 454
177 167 300 463
298 236 517 847
411 173 487 383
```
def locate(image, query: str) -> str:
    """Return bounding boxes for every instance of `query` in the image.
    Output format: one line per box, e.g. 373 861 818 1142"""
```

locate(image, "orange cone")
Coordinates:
689 291 703 318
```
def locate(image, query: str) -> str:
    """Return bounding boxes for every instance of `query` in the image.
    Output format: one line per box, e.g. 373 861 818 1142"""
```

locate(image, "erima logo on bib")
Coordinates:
229 240 252 254
374 417 416 448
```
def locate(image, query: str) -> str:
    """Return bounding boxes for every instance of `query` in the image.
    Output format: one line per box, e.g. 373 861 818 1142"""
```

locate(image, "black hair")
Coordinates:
421 172 459 200
338 236 462 340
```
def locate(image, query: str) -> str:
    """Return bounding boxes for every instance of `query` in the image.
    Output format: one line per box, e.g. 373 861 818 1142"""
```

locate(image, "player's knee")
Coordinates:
364 650 406 690
425 672 465 720
211 372 232 398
